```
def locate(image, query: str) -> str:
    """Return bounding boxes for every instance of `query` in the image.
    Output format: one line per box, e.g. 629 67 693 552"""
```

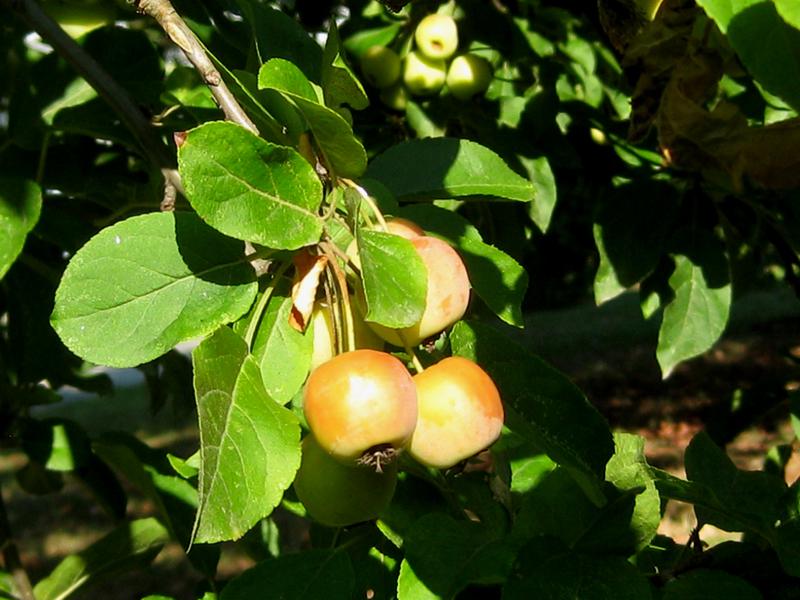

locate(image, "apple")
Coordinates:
414 14 459 61
293 435 397 527
409 357 504 469
309 302 384 371
360 46 402 90
446 54 492 101
385 217 425 239
379 83 409 112
402 51 447 97
303 349 417 469
368 236 471 347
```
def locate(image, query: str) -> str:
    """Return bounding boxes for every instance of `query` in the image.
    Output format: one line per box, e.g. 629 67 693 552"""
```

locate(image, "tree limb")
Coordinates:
135 0 259 135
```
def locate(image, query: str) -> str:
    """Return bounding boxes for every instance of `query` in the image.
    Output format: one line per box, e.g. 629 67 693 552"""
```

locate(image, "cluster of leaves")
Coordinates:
1 0 799 598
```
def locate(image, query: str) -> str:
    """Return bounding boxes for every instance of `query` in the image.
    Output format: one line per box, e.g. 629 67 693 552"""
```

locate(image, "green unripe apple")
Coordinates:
446 54 492 101
360 46 402 89
380 83 408 111
293 435 398 527
414 14 459 60
403 51 447 97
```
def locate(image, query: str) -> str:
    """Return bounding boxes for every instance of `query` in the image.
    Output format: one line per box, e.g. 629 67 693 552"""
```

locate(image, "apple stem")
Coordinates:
319 241 357 353
402 339 425 374
341 178 389 232
243 260 291 349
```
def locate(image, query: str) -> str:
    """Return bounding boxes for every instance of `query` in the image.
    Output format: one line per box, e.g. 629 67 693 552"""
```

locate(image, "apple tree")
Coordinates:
1 0 800 598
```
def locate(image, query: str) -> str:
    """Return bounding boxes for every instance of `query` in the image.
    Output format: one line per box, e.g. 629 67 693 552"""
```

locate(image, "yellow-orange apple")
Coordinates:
409 356 504 469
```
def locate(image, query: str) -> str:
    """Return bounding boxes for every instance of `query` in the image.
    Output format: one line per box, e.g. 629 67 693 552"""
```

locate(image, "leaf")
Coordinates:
776 0 800 30
520 155 557 233
237 1 323 83
252 294 313 405
178 121 324 249
397 514 517 599
602 433 661 552
450 321 614 506
400 204 528 327
21 418 92 472
33 518 169 600
656 239 731 377
662 569 762 600
220 549 354 599
258 60 368 178
256 58 317 102
684 431 786 536
192 327 301 543
357 229 427 329
366 138 535 202
321 22 369 110
697 0 800 112
593 180 680 305
504 537 653 599
51 212 258 368
0 177 42 280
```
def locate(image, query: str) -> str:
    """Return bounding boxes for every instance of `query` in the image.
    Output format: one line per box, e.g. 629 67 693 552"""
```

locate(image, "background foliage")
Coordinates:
1 0 800 598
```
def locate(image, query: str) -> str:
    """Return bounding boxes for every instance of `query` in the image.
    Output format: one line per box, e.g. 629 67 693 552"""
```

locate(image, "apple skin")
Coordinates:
303 349 417 465
360 46 402 89
409 357 504 469
293 435 398 527
414 14 459 60
368 236 470 347
403 51 447 97
446 54 492 101
385 217 425 239
309 302 384 371
379 83 408 111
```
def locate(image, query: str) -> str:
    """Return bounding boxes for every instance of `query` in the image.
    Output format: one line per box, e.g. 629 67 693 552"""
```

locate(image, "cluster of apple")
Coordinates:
359 13 493 109
292 220 505 527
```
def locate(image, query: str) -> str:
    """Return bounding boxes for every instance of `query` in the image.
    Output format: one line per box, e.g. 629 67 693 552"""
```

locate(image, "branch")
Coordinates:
135 0 259 135
2 0 183 199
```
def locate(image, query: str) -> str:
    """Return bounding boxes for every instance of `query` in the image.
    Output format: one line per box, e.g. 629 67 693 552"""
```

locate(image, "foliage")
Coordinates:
1 0 799 598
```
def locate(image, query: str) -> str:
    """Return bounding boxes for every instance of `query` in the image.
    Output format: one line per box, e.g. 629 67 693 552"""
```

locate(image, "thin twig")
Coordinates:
135 0 258 135
0 487 35 600
2 0 183 198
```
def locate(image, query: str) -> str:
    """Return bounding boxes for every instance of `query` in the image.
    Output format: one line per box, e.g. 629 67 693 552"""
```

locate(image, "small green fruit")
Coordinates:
360 46 402 89
403 51 447 97
414 14 459 60
379 83 408 111
446 54 492 100
293 435 398 527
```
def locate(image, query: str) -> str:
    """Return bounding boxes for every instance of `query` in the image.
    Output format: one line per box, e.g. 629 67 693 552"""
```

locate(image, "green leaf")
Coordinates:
366 138 535 202
684 431 786 536
51 212 257 368
252 294 313 405
504 537 653 599
256 58 317 102
258 60 368 178
192 327 301 543
593 180 679 305
656 241 732 377
321 22 369 110
220 550 355 599
21 418 91 472
602 433 661 552
400 204 528 327
662 569 762 600
237 1 323 83
776 0 800 30
450 321 614 506
775 520 800 576
0 177 42 280
697 0 800 112
178 121 324 249
520 155 557 233
397 514 517 599
357 229 427 329
33 518 169 600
